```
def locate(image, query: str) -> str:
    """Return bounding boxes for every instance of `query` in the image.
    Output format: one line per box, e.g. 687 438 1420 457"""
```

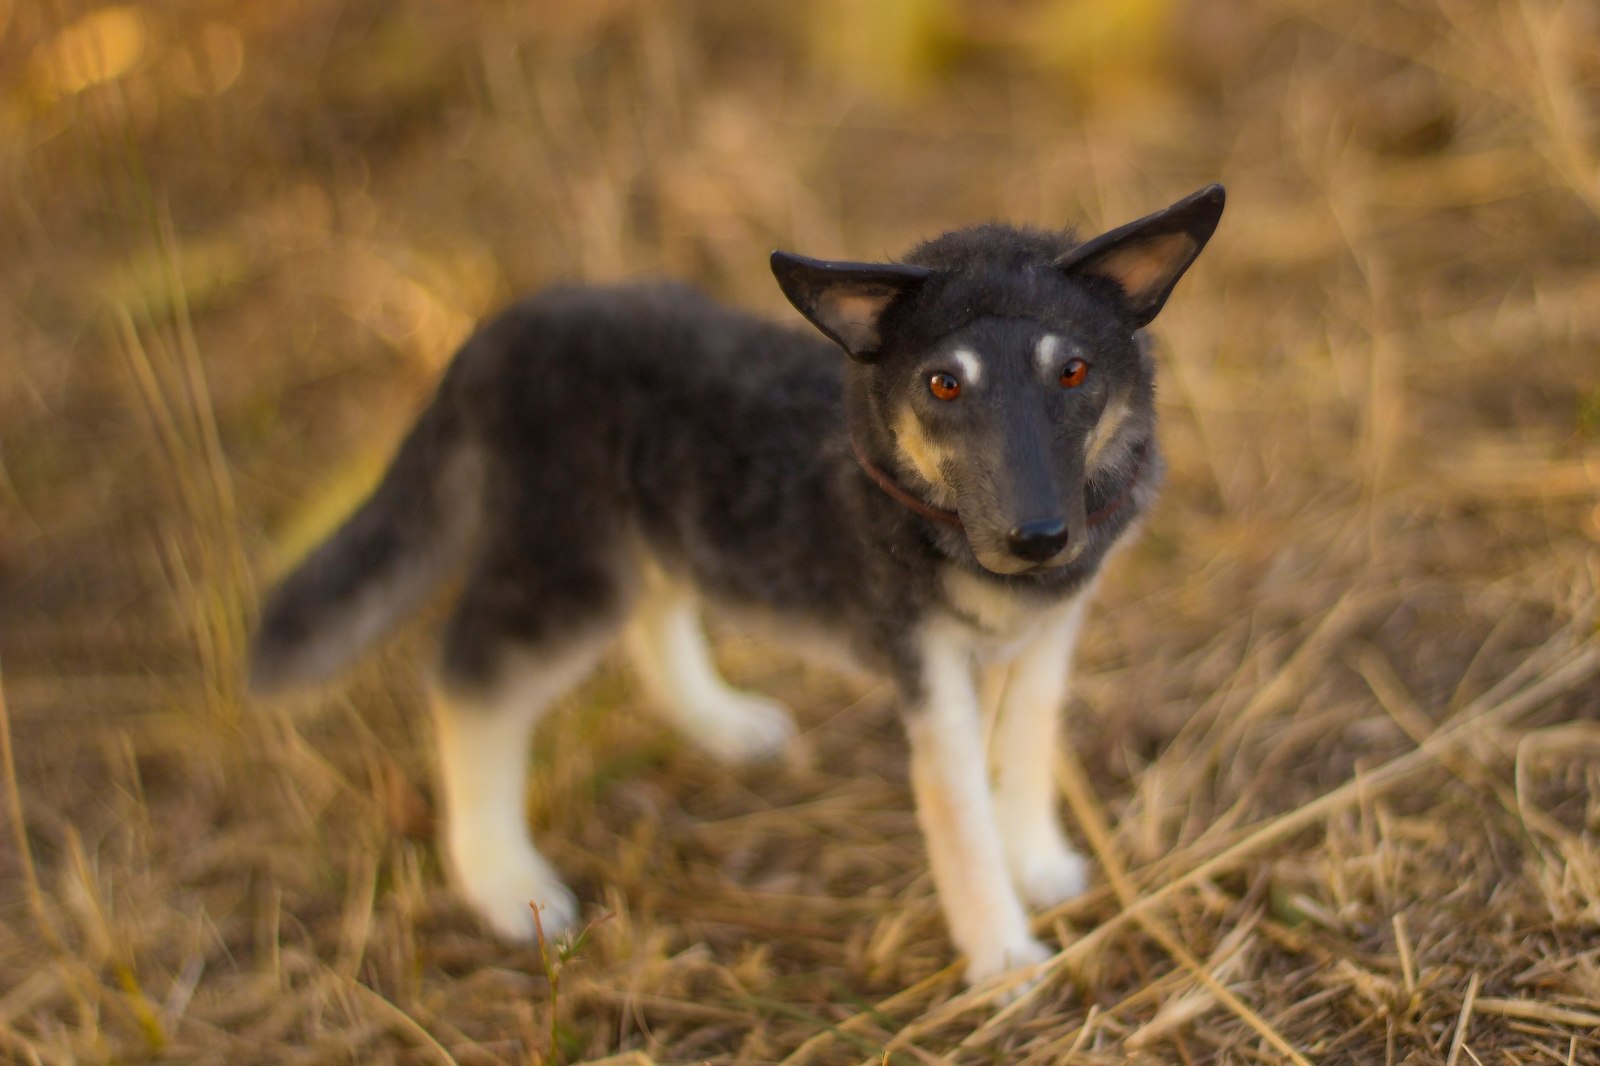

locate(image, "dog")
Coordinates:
250 185 1225 988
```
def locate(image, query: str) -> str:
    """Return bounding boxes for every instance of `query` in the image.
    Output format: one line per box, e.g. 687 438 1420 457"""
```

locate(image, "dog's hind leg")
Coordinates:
432 544 627 942
991 595 1091 909
625 579 795 762
431 646 599 941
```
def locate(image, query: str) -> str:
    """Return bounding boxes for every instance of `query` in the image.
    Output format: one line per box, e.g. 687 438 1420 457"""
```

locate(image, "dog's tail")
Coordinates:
248 374 482 695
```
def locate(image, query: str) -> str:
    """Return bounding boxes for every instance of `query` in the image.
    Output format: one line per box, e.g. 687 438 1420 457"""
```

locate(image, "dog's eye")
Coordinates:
929 372 962 401
1059 359 1089 389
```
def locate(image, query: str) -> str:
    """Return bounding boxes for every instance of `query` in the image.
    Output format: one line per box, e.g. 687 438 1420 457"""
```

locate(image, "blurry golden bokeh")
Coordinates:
168 22 245 99
30 5 147 96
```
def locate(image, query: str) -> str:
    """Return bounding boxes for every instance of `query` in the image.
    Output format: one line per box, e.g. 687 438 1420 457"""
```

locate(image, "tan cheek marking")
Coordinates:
1085 392 1133 470
895 407 955 496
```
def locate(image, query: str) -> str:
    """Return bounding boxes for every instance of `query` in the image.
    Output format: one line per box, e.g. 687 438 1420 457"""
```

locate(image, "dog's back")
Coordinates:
252 280 868 694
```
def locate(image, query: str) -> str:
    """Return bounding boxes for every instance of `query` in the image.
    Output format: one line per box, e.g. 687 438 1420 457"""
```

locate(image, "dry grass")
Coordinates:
3 0 1599 1062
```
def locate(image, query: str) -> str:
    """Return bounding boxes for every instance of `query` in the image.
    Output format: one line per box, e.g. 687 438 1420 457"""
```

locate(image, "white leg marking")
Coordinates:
993 596 1092 908
625 583 795 762
433 643 602 941
908 621 1050 990
979 660 1010 753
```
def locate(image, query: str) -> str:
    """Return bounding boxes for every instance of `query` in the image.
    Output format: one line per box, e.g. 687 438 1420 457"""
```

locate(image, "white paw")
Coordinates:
1011 842 1090 909
964 936 1053 997
684 691 796 763
452 846 578 943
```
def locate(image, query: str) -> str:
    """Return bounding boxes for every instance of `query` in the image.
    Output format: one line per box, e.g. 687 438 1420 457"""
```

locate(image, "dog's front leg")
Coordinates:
992 596 1091 908
905 621 1050 988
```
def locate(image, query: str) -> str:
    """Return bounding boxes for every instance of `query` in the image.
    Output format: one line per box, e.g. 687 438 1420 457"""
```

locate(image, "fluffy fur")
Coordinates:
252 185 1224 989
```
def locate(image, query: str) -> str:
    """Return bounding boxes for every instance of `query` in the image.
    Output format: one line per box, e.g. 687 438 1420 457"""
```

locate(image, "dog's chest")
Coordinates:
938 568 1078 656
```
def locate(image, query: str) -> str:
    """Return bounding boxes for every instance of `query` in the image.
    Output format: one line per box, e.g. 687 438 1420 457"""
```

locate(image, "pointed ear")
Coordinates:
770 251 933 359
1055 184 1225 328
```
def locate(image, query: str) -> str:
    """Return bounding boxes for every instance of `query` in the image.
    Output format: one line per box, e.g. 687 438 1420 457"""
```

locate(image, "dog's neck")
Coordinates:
848 434 966 529
847 433 1149 534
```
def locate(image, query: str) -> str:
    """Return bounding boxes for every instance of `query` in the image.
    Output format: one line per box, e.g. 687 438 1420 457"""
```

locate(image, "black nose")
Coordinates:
1006 519 1069 563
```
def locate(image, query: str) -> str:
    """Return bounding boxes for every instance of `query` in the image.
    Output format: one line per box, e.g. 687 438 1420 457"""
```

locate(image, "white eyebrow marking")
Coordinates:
1034 334 1062 373
951 346 983 385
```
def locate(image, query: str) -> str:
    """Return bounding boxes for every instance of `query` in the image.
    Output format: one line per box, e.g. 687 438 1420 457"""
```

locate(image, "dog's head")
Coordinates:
772 185 1224 575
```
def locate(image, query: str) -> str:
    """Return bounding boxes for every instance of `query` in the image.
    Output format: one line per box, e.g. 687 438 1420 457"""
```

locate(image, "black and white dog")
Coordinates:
251 185 1225 988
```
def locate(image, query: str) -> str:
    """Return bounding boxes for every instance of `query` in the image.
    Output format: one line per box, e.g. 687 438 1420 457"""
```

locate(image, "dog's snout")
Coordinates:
1006 519 1069 563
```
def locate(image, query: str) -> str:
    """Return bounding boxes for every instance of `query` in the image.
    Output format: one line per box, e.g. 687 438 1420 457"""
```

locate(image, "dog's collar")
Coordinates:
848 435 1149 534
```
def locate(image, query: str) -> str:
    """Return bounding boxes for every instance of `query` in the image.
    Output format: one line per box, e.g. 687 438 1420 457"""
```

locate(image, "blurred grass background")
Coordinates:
2 0 1599 1062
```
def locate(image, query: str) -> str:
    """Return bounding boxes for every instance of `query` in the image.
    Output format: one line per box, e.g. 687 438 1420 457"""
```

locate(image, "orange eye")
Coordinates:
1059 359 1089 389
929 372 962 401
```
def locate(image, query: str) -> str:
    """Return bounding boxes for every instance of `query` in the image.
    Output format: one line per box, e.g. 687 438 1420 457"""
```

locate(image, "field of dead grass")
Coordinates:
3 1 1600 1062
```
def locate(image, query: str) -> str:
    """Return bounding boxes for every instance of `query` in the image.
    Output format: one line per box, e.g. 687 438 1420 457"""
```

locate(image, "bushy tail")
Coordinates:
249 385 481 694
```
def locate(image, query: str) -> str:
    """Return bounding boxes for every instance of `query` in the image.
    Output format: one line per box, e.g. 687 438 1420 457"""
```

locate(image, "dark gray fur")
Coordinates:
252 186 1225 704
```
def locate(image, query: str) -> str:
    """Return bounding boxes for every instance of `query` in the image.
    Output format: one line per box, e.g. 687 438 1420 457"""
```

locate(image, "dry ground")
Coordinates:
3 1 1600 1062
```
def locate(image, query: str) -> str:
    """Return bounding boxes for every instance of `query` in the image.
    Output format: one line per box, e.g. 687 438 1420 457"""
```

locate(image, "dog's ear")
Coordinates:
770 251 933 359
1055 184 1225 328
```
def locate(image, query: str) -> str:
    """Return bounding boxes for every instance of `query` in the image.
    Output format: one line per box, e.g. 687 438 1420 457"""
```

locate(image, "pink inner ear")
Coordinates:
819 286 897 351
1090 232 1197 302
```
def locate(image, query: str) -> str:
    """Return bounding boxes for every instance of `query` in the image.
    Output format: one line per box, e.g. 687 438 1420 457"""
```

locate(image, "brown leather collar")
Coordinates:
849 435 1149 533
